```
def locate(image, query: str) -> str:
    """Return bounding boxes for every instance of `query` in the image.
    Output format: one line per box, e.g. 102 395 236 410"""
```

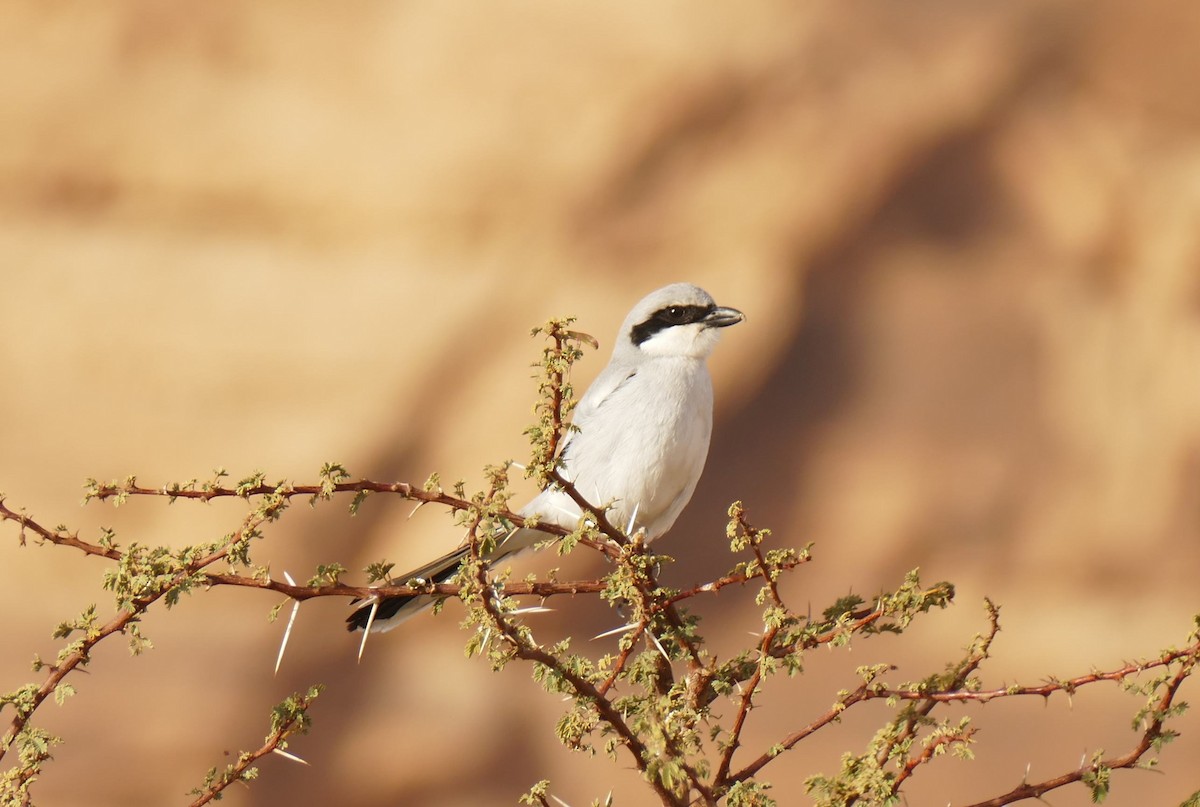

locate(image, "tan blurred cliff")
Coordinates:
3 2 1200 805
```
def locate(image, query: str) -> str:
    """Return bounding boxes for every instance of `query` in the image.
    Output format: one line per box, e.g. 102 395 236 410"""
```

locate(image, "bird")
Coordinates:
346 282 743 634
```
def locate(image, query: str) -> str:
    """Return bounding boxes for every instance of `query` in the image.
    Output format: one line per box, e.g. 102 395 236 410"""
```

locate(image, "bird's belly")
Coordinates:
564 388 711 538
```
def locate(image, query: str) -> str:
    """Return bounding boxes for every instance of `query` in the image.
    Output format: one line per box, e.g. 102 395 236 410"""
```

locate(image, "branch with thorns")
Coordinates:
4 478 1199 807
3 318 1199 807
0 496 288 787
186 686 322 807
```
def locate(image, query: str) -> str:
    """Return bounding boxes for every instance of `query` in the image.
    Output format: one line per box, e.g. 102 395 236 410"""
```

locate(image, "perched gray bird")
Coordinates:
347 282 743 633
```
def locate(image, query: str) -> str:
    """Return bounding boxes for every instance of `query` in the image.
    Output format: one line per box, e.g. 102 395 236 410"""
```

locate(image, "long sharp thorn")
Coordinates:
509 606 554 616
648 630 671 663
274 571 301 676
357 599 379 663
592 622 638 640
271 747 309 766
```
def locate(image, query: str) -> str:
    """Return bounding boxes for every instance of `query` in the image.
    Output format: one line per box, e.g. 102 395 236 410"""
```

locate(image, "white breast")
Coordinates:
523 356 714 541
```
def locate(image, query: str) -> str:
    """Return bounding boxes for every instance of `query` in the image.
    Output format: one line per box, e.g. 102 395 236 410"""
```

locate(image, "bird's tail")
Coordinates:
344 526 548 633
344 543 470 633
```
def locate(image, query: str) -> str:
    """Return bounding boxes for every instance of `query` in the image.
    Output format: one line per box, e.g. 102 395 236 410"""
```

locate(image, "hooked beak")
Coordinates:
703 305 745 329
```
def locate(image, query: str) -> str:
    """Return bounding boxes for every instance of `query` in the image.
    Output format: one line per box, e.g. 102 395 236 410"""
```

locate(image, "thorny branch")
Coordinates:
714 508 789 788
3 483 1199 807
855 647 1200 706
2 320 1199 807
714 621 783 788
0 498 802 610
86 475 624 560
723 636 1200 795
961 654 1196 807
530 321 595 469
186 686 322 807
0 495 288 789
459 493 677 806
867 599 1002 802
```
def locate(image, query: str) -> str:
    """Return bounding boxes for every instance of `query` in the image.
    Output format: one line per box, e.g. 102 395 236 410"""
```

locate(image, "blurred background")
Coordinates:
3 1 1200 805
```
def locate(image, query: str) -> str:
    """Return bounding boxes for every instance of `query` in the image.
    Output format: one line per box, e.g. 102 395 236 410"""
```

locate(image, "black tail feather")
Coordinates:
344 547 469 632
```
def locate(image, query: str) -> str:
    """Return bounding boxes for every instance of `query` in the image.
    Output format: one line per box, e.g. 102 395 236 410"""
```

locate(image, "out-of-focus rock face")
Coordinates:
2 2 1198 805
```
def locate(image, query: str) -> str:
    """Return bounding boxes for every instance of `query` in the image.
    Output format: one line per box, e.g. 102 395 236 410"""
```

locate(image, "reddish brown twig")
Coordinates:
0 501 285 775
711 512 792 787
713 623 783 787
864 646 1199 705
961 655 1195 807
1 498 808 608
728 680 875 785
186 688 320 807
869 600 1002 801
458 499 680 807
728 639 1200 794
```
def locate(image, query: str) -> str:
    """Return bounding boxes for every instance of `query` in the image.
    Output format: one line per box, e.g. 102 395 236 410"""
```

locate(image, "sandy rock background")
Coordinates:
3 2 1199 805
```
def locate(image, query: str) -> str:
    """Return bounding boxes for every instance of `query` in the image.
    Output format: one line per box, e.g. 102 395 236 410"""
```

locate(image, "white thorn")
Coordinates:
407 500 428 519
271 747 309 766
592 622 639 640
496 525 520 549
274 572 301 676
357 598 379 663
625 502 640 535
551 796 573 807
509 606 554 616
648 630 671 664
510 462 526 472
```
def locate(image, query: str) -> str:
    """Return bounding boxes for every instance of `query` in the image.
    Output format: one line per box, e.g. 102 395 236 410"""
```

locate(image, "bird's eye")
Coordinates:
663 306 687 323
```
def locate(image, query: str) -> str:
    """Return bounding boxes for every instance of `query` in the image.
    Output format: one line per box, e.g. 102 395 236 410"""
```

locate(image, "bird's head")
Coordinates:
618 283 744 360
